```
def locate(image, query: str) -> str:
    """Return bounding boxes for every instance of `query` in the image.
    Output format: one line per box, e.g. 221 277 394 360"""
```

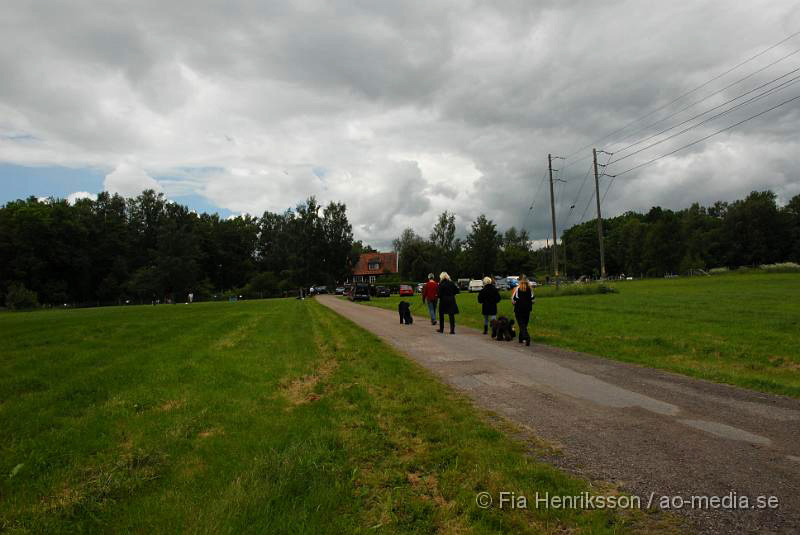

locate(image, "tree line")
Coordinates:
0 191 360 307
394 190 800 281
2 187 798 307
393 212 539 281
562 190 800 278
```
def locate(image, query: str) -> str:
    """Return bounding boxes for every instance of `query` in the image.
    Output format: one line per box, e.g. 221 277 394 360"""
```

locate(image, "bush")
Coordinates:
5 283 39 310
759 262 800 273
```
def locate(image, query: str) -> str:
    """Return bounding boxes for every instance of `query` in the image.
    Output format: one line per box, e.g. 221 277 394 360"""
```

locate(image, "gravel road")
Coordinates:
318 295 800 534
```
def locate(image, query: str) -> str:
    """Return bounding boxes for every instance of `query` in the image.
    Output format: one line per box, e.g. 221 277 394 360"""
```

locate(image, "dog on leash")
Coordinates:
398 301 414 325
491 316 515 341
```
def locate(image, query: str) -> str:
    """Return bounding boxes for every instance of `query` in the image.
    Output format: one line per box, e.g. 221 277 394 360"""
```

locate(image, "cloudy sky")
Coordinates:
2 1 800 249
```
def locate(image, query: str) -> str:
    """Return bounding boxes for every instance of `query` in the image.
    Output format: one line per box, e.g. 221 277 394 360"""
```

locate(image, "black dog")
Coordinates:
398 301 414 325
491 316 515 341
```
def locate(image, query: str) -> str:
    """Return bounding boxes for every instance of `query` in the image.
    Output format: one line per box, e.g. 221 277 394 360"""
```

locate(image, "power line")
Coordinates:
601 176 616 205
523 168 548 233
562 29 800 160
561 48 800 175
579 186 595 224
608 48 800 156
610 65 800 157
559 161 594 231
577 152 612 223
607 74 800 166
608 92 800 178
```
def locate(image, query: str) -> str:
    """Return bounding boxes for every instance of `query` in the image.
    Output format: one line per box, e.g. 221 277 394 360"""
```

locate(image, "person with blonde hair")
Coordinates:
437 271 459 334
477 276 501 335
511 274 534 346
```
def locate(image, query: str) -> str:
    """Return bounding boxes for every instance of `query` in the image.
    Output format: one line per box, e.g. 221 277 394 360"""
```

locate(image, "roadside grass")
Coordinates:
359 273 800 398
0 299 659 533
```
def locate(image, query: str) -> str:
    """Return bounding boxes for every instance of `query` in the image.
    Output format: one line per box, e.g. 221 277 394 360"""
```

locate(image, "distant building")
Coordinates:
352 252 399 283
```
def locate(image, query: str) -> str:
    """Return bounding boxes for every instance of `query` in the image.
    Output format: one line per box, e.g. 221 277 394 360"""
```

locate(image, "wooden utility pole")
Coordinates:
592 148 607 279
548 154 559 278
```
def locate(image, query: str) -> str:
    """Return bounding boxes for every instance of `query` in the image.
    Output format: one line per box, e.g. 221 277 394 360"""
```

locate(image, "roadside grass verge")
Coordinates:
358 273 800 398
0 299 658 533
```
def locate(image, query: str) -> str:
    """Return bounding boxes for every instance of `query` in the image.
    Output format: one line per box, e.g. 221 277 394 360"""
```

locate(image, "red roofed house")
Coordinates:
352 252 399 283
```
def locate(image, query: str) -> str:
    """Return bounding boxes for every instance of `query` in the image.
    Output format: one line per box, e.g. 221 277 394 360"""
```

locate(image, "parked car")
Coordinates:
457 278 470 290
314 285 329 294
398 284 414 296
335 286 345 295
494 277 508 290
468 279 484 292
416 282 424 293
506 276 519 288
375 285 391 297
348 283 371 301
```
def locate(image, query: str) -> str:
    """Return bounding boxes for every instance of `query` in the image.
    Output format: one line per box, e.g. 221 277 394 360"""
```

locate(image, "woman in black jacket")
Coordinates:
512 275 534 346
477 276 501 335
437 272 460 334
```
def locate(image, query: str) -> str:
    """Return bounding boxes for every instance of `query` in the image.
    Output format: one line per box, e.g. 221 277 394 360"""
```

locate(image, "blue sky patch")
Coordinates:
0 163 230 217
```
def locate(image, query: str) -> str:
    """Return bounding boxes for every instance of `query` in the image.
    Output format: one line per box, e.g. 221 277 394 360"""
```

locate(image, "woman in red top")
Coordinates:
422 273 439 325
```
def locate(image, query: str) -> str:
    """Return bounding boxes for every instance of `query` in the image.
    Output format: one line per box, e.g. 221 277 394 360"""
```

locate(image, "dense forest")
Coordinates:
1 189 799 307
393 190 800 281
0 191 360 307
562 190 800 278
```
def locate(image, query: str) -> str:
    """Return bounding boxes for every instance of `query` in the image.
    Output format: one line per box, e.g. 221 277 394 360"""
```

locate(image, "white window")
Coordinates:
369 275 376 283
368 262 380 270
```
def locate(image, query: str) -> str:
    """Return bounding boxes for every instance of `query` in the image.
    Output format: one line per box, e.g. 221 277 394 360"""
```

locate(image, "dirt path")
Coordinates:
318 295 800 534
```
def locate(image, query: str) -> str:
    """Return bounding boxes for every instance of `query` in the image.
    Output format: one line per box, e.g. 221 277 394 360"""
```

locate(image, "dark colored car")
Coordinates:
375 285 390 297
398 284 414 296
348 283 371 301
335 286 345 295
314 285 329 294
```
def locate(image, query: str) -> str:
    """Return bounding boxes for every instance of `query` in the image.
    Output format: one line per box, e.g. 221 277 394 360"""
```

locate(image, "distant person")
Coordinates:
477 276 501 336
188 292 194 303
422 273 439 325
437 272 459 334
511 274 534 346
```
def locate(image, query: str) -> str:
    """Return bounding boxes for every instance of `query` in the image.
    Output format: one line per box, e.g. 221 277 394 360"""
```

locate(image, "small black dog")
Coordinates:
398 301 414 325
491 316 515 341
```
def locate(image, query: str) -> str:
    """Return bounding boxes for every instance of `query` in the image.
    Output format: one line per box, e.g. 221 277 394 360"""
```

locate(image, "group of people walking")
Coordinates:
421 272 534 345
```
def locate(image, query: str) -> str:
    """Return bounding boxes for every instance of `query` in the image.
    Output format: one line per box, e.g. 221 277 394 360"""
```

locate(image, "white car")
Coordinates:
468 279 484 292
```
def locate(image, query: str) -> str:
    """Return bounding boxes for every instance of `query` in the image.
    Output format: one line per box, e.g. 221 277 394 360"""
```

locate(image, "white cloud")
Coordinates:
103 162 162 197
66 191 96 204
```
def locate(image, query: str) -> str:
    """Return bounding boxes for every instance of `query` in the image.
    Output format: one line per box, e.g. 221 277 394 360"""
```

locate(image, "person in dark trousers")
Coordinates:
437 271 459 334
477 276 501 335
511 274 534 346
422 273 439 325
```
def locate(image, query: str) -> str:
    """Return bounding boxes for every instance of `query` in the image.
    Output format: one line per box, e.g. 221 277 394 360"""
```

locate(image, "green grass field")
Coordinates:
361 273 800 398
0 299 661 533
